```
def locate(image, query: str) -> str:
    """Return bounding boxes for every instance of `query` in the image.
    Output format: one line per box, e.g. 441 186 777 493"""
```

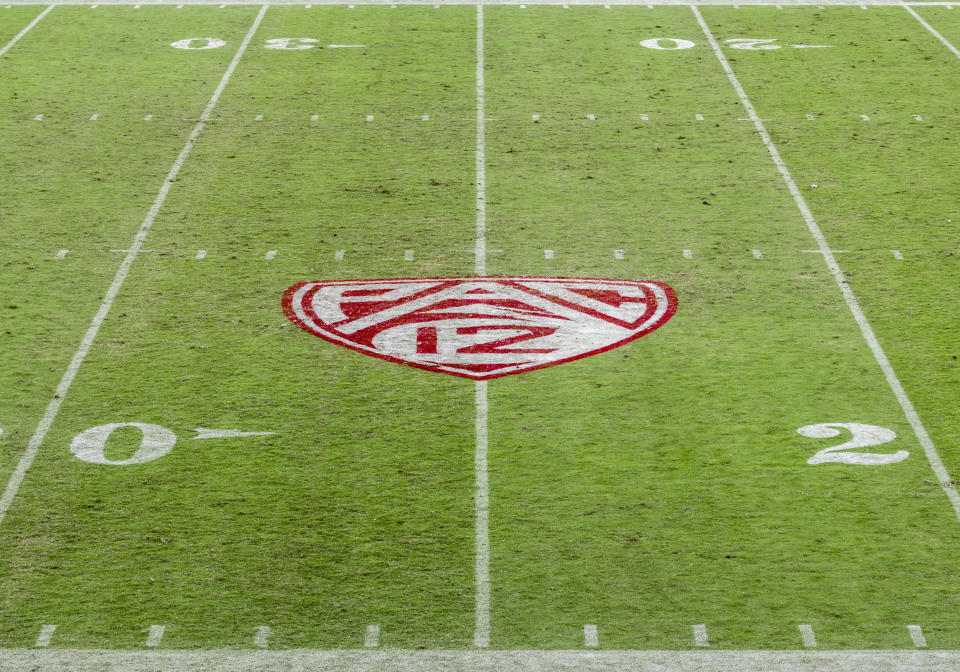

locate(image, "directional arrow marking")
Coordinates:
792 45 832 49
327 44 365 48
193 428 275 440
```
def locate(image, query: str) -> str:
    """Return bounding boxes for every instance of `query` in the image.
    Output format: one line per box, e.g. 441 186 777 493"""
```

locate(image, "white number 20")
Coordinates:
798 423 909 466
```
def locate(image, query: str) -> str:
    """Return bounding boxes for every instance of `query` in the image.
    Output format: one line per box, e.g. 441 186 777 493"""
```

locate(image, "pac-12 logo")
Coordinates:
282 277 677 380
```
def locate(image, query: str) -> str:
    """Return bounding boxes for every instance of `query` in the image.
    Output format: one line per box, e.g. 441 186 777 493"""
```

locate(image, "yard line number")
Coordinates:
171 37 364 50
799 422 909 466
638 37 831 50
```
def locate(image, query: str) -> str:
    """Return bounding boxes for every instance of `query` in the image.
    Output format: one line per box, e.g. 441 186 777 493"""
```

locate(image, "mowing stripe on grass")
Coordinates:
473 2 491 651
0 4 51 59
0 4 269 528
904 3 960 58
693 4 960 521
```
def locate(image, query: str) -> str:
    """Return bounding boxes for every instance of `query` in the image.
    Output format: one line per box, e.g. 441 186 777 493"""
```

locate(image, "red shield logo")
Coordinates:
282 277 677 380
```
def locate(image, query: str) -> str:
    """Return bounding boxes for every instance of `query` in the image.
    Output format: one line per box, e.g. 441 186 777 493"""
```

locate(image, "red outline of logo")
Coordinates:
282 276 678 380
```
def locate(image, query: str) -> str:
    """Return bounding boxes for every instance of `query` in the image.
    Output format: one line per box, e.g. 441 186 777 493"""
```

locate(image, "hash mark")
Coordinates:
914 114 923 121
584 624 599 648
365 115 374 122
35 625 56 648
89 113 99 121
145 625 165 648
692 624 709 647
56 249 69 260
544 249 554 260
586 114 596 121
683 249 693 259
613 249 625 260
799 624 817 648
144 114 153 121
311 114 319 121
255 114 264 121
421 114 430 121
640 113 649 121
695 113 704 121
334 250 344 261
806 114 815 120
860 114 870 121
365 625 380 648
751 249 763 259
254 626 270 649
908 625 927 648
892 250 903 260
404 249 414 261
196 250 206 260
33 114 43 121
532 114 540 121
265 250 277 260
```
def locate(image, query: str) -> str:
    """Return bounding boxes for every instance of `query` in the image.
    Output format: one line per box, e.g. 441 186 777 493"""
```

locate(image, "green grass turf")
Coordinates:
0 2 959 652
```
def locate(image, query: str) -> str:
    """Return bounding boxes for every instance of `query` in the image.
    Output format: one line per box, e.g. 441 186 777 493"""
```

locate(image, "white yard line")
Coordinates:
0 4 269 528
693 4 960 521
3 1 960 5
903 2 960 59
0 4 52 59
473 2 491 651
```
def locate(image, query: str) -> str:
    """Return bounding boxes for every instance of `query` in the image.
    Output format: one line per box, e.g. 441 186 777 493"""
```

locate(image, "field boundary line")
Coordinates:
4 2 960 6
0 4 52 58
473 2 491 650
692 4 960 521
903 3 960 59
5 649 960 671
0 3 269 527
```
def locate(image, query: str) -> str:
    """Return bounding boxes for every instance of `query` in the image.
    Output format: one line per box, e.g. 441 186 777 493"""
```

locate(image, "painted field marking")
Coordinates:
364 625 380 648
860 114 870 120
195 250 206 259
305 2 311 6
265 249 277 260
694 4 960 520
145 626 165 648
892 249 904 260
89 113 99 121
806 113 815 120
909 625 927 647
255 114 264 121
134 3 140 7
640 113 649 120
474 5 490 651
751 249 763 259
800 624 817 648
34 626 55 648
365 114 374 122
193 428 275 439
544 249 554 259
584 625 599 648
33 114 43 121
311 114 319 121
0 4 269 530
532 113 540 121
220 3 225 6
253 626 270 649
421 114 430 121
696 113 704 120
586 113 596 120
90 4 97 8
328 44 366 48
914 114 923 120
683 248 693 258
520 3 526 7
613 249 625 259
905 4 960 59
56 249 69 260
335 249 344 261
144 114 153 121
605 3 611 7
860 3 868 7
176 3 183 7
404 249 414 261
692 624 709 647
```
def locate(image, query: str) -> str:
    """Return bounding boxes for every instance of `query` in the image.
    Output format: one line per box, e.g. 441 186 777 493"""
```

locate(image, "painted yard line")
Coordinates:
800 624 817 648
6 1 960 5
8 650 960 671
145 625 165 648
253 626 270 649
364 625 380 648
0 4 52 59
583 625 599 647
473 5 490 650
693 4 960 520
692 624 709 647
34 625 55 648
0 4 269 528
909 625 928 648
904 2 960 59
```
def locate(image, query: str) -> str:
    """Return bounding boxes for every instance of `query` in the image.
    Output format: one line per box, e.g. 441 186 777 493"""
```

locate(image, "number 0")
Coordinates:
71 423 176 465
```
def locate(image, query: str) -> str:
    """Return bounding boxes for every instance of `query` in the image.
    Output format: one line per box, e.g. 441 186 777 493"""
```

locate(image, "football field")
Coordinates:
1 1 960 669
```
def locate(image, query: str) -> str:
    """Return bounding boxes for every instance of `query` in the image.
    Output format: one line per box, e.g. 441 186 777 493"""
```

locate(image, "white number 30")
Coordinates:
798 423 909 466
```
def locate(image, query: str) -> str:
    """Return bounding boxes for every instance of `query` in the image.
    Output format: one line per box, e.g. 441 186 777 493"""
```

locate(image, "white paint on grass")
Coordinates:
914 114 923 120
56 249 68 259
365 114 374 122
193 428 275 440
421 114 430 121
892 249 904 259
254 627 270 649
33 114 43 121
806 113 815 120
196 250 206 259
404 249 414 261
584 625 599 648
71 423 176 466
532 113 540 121
799 625 817 648
695 113 704 120
265 249 277 260
255 114 264 121
587 113 596 120
640 113 649 120
909 625 927 648
904 3 960 59
144 114 153 121
544 249 554 259
474 3 486 277
145 626 165 648
170 37 226 50
34 626 55 648
311 114 319 121
335 249 345 261
800 423 908 465
692 624 709 647
693 4 960 520
89 113 99 121
613 249 625 259
0 4 269 529
364 625 380 648
860 114 870 121
751 249 763 259
683 248 693 258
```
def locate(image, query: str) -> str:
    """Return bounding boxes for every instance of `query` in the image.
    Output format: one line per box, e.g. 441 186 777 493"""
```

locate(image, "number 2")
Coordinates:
798 423 909 465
